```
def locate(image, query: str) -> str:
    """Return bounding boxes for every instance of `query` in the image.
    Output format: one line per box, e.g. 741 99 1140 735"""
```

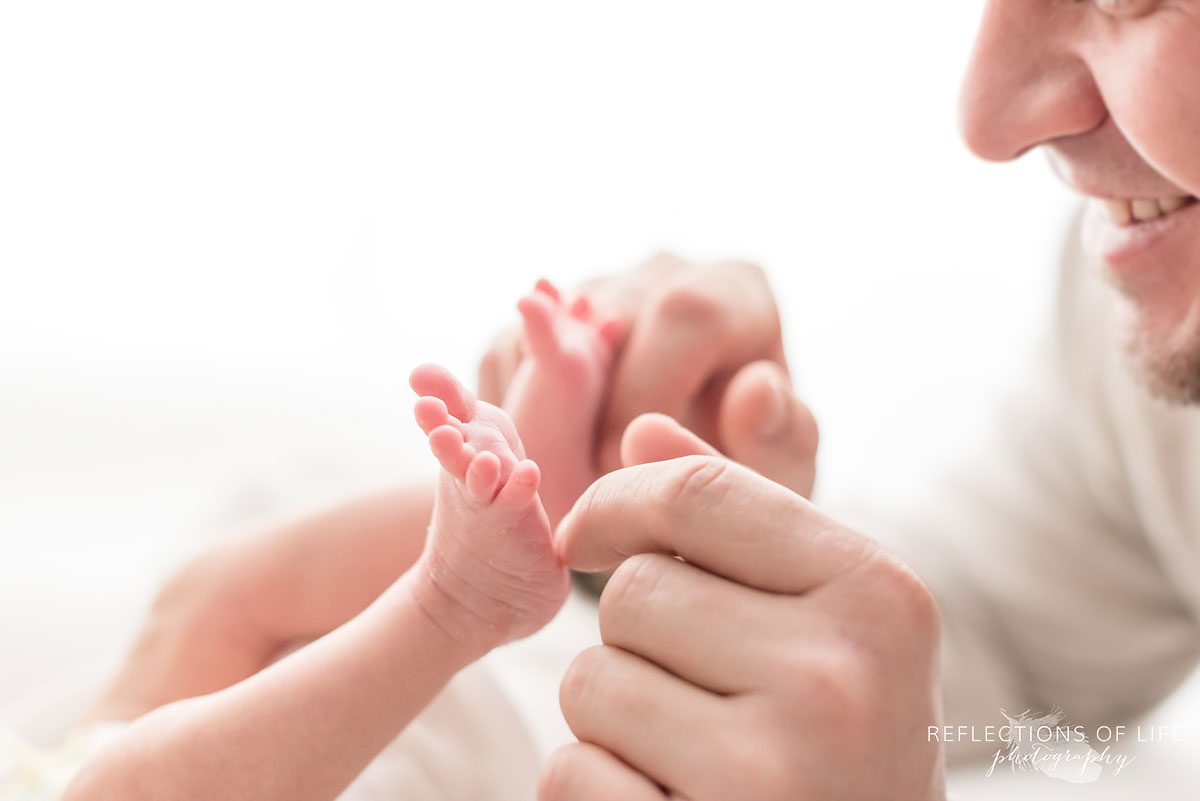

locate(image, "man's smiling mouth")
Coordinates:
1096 195 1198 227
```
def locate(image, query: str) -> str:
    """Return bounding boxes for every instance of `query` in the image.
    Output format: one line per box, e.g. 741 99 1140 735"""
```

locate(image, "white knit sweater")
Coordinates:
860 211 1200 761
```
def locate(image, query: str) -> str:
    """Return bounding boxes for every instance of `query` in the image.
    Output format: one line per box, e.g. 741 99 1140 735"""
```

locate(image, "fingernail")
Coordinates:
551 521 574 564
759 371 791 439
555 508 575 539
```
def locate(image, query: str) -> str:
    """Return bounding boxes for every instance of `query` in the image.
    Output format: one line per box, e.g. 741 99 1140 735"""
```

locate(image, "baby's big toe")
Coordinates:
533 277 561 302
517 292 562 361
411 363 477 422
568 294 592 321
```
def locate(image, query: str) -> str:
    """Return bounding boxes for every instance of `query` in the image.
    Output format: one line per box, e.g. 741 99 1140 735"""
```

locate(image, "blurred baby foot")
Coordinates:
503 279 620 528
410 363 570 647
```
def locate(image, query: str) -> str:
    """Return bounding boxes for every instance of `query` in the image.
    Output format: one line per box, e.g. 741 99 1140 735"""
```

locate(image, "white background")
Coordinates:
0 0 1073 715
9 1 1191 796
0 0 1076 573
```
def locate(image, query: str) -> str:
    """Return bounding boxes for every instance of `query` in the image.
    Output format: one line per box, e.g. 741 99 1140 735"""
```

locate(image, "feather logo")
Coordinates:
990 708 1104 783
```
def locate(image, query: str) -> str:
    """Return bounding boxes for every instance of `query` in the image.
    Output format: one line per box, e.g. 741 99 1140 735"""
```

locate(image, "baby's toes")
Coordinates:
429 424 476 480
568 294 592 321
595 315 623 348
517 291 562 361
534 277 562 302
410 363 476 422
493 458 541 513
465 450 502 503
414 396 457 435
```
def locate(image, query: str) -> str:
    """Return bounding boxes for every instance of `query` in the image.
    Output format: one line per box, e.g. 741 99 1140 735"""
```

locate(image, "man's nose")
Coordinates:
957 0 1106 162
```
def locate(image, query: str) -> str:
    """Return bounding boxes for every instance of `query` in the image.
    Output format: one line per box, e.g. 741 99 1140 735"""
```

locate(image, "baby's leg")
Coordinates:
90 485 436 723
411 363 570 645
64 369 570 801
64 373 563 801
503 280 620 527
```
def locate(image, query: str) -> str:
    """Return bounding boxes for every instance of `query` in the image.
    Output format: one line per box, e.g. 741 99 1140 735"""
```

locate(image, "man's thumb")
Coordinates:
718 361 818 497
619 412 722 466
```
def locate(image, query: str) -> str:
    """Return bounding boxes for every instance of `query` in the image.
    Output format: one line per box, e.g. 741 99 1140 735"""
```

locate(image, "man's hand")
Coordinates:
478 253 818 498
538 415 946 801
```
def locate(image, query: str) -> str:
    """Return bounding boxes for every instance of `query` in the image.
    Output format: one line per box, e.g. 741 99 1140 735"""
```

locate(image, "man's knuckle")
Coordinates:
561 646 651 729
559 645 607 717
807 651 872 731
865 554 941 652
663 455 732 510
599 554 669 635
744 758 796 801
709 722 795 801
652 281 726 329
767 646 874 753
720 729 768 777
537 746 581 801
807 528 881 588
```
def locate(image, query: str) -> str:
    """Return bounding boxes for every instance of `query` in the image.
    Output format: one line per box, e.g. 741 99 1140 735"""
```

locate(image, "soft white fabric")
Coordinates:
838 211 1200 764
335 659 539 801
1 722 125 800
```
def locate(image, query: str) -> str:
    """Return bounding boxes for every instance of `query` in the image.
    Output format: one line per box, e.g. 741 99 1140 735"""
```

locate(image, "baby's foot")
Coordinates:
503 279 620 528
410 363 569 648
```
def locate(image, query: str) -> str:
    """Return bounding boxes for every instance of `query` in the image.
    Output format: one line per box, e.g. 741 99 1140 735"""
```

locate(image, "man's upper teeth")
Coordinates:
1100 196 1194 226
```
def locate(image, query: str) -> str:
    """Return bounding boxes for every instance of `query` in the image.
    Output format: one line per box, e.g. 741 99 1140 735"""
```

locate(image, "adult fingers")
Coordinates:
576 251 690 325
597 553 797 694
538 743 667 801
621 393 816 500
597 259 786 471
555 456 878 594
569 414 716 598
717 360 819 498
618 413 722 466
559 645 727 798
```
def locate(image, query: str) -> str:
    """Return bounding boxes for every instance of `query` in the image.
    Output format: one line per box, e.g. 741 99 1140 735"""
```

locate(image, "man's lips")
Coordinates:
1046 134 1200 279
1083 194 1200 292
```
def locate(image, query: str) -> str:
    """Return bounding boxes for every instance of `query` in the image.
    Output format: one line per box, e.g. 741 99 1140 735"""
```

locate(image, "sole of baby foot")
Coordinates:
415 464 569 648
411 363 570 647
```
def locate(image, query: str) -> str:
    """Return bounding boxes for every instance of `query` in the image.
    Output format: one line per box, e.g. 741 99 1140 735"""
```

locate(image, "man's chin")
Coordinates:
1117 299 1200 405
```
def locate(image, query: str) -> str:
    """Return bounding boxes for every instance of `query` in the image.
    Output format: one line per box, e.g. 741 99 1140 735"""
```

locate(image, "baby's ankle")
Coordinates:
398 555 514 656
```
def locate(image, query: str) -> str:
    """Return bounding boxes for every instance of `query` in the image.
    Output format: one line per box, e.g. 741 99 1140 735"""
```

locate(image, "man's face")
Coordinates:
959 0 1200 402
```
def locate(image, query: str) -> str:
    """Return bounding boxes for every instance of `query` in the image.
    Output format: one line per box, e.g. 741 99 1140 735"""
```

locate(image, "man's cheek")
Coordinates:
1112 26 1200 197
